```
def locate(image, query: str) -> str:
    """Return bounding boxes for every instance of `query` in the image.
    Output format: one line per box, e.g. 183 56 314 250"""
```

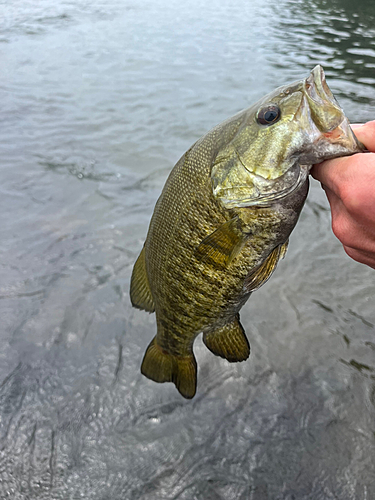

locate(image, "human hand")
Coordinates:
311 120 375 269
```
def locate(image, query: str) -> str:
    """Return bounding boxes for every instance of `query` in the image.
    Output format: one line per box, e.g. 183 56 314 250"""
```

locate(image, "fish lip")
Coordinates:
303 65 348 134
305 65 326 94
317 116 365 158
304 65 333 108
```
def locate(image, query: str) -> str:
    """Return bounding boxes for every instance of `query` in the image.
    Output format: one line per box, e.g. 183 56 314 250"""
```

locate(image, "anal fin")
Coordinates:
141 337 197 399
130 246 155 312
203 315 250 362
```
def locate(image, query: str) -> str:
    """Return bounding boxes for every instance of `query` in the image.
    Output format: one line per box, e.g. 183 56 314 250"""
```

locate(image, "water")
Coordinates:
1 0 375 498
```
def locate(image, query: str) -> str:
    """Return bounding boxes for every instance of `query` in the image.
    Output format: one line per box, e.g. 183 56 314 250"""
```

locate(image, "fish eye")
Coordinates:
257 105 281 126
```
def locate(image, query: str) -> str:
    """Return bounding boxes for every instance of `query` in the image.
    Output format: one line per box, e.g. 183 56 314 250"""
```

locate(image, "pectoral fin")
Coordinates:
195 218 246 267
245 239 289 292
130 246 155 312
279 239 289 259
203 315 250 362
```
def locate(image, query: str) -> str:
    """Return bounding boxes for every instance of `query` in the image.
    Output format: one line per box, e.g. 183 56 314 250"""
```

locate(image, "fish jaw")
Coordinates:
304 65 344 134
297 65 364 165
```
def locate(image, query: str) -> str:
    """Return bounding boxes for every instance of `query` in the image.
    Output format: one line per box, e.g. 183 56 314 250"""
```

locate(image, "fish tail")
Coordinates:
141 337 197 399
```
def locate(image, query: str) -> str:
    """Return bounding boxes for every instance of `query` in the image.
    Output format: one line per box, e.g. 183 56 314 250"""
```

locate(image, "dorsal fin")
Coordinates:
130 247 155 312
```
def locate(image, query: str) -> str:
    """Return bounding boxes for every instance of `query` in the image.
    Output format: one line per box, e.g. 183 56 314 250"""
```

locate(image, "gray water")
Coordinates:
1 0 375 498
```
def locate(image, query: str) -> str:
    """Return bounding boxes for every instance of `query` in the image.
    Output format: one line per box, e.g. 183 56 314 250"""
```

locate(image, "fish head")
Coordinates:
212 65 364 208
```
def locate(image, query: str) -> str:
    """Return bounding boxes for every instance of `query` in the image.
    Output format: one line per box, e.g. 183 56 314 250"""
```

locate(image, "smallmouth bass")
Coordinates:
130 66 363 399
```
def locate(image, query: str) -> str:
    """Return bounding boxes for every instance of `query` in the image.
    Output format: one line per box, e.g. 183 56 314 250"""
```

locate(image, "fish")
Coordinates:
130 65 363 399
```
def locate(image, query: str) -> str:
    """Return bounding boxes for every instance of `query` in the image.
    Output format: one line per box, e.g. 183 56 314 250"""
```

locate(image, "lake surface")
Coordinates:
1 0 375 498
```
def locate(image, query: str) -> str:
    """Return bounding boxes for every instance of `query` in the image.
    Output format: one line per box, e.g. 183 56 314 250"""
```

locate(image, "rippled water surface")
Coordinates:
1 0 375 498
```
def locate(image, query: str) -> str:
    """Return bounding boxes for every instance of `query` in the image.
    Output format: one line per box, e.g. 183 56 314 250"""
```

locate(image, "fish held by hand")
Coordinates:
130 65 364 399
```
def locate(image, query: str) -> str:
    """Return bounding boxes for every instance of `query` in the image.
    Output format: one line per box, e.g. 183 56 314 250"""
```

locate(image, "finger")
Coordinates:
322 185 342 213
323 187 375 252
310 156 352 195
310 149 375 200
351 120 375 152
343 245 375 270
312 121 375 189
334 216 375 253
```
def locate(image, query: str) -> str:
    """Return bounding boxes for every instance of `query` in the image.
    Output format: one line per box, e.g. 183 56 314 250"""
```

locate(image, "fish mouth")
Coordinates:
301 65 364 159
303 65 343 133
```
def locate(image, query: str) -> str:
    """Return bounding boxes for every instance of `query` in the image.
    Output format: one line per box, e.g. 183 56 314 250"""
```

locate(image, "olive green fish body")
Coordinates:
130 66 363 398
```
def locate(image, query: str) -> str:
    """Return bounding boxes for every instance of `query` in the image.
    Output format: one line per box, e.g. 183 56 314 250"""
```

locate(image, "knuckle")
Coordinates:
335 174 354 204
343 246 361 262
337 181 368 220
336 157 375 219
343 191 362 217
343 245 375 268
365 120 375 138
331 214 350 246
